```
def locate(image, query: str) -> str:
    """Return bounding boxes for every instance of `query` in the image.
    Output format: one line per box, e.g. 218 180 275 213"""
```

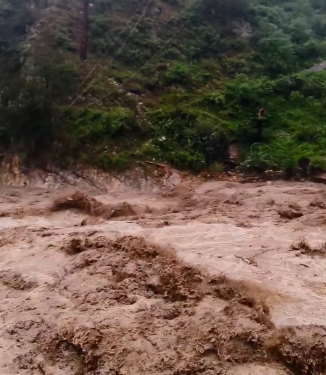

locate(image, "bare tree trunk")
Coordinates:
79 0 89 61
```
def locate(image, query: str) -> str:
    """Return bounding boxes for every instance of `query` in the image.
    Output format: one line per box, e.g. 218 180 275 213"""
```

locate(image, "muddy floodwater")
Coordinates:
1 179 326 374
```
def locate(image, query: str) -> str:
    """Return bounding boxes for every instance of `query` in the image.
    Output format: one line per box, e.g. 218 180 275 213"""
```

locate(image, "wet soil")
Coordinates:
1 180 326 374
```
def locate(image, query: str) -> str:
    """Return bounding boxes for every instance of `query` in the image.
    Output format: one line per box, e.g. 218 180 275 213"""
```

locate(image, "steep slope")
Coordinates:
1 0 326 174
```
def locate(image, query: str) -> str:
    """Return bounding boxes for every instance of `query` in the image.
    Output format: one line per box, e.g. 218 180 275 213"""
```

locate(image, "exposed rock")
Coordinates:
278 209 303 219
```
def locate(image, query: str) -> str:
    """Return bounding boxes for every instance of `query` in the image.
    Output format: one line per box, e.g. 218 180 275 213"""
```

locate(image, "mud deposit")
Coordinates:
1 180 326 374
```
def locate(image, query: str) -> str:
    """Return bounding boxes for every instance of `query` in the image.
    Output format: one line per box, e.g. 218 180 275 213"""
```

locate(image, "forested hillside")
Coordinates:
1 0 326 174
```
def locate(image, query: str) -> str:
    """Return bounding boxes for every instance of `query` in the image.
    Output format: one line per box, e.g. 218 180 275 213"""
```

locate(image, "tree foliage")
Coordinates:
1 0 326 173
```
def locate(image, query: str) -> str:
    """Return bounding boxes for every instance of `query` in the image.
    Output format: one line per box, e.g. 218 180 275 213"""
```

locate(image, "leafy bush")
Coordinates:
98 152 130 171
147 107 229 171
68 107 136 148
241 137 326 173
165 63 196 85
164 63 210 86
55 32 75 52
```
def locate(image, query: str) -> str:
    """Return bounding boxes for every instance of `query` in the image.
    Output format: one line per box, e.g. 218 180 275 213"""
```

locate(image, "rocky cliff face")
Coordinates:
0 155 185 191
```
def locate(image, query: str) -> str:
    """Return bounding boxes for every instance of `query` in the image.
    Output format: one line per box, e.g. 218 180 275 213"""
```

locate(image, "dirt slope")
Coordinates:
1 180 326 374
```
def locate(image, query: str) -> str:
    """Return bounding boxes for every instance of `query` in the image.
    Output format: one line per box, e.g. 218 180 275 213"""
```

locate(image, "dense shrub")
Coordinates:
2 0 326 173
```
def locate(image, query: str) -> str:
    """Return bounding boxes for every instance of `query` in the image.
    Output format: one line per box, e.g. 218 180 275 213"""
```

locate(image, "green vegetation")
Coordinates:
1 0 326 174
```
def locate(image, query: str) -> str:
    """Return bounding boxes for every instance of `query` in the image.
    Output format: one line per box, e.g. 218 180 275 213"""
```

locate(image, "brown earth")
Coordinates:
1 178 326 374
